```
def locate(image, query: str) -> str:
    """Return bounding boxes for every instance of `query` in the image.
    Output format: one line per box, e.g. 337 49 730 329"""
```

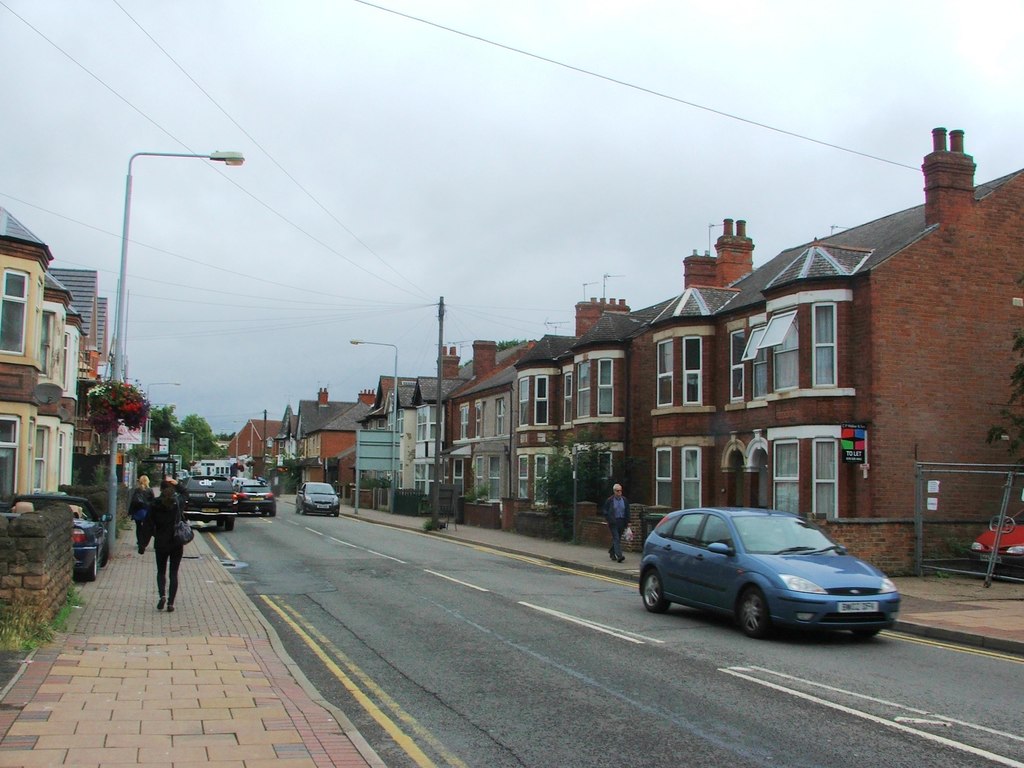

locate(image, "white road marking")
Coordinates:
519 602 665 645
721 667 1024 768
424 570 490 592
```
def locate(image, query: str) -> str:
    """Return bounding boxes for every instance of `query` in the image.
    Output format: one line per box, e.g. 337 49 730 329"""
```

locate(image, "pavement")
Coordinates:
0 497 1020 767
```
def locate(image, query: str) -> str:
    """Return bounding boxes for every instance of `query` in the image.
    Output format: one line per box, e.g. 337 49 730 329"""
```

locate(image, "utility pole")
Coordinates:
432 296 444 528
263 409 268 479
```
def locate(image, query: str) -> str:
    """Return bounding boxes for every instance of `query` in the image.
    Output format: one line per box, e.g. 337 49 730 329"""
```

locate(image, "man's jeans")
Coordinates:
607 517 627 559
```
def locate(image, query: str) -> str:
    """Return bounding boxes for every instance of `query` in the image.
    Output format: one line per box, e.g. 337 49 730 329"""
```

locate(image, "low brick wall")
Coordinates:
0 504 73 621
817 518 917 575
464 502 501 529
514 510 560 539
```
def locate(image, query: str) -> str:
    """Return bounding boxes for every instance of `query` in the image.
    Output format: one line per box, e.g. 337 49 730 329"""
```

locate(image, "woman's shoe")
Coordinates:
617 556 625 563
166 604 175 613
157 597 166 611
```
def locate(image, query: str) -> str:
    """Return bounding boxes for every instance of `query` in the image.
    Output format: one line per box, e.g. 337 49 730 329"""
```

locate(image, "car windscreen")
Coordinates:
305 483 335 495
732 515 835 555
239 483 270 492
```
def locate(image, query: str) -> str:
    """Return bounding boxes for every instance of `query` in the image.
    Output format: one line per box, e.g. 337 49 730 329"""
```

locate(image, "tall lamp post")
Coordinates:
180 432 195 467
144 382 180 450
106 150 244 539
350 340 398 512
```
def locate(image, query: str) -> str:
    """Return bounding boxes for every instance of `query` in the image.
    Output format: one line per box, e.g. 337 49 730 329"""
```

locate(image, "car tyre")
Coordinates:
224 518 235 531
737 586 772 639
269 509 277 518
79 555 98 583
100 541 110 567
641 569 669 613
333 511 340 517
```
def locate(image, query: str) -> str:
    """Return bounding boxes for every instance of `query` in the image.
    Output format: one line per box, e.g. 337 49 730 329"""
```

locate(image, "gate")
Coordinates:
914 462 1024 586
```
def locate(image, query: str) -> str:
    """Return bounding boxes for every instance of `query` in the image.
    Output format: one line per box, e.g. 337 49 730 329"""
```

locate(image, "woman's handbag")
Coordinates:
173 511 195 546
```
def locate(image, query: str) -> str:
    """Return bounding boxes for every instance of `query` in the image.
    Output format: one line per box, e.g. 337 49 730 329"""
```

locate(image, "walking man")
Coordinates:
602 483 630 563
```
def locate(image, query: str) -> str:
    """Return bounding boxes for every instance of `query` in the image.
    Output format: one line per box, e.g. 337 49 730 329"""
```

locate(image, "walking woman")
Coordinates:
141 479 186 612
129 475 154 554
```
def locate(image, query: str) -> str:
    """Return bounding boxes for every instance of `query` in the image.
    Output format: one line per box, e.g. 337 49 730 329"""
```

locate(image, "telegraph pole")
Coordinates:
432 296 444 527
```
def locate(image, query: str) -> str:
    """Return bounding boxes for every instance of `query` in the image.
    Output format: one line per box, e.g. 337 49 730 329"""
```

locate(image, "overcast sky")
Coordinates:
2 1 1022 435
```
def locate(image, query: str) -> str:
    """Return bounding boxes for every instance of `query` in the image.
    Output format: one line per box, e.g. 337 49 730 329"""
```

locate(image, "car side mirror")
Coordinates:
707 542 734 556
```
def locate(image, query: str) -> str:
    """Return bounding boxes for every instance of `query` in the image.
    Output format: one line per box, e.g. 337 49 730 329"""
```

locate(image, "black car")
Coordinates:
182 476 238 530
295 482 340 516
234 480 277 517
13 493 111 582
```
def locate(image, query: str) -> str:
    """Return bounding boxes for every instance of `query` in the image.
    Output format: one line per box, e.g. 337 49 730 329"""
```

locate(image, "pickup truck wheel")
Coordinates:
224 518 235 531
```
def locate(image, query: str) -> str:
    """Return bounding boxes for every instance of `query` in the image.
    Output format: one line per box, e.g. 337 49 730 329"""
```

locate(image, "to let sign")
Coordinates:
841 423 867 463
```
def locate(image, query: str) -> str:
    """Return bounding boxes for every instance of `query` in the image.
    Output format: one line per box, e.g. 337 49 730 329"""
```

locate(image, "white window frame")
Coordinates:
517 455 529 498
563 372 573 423
453 459 464 494
681 446 701 509
813 303 836 387
773 440 800 513
0 270 28 355
753 337 769 398
534 454 548 504
773 321 799 391
682 337 702 405
657 339 673 406
519 378 529 425
730 329 745 401
33 426 47 492
813 438 838 519
597 359 613 416
600 451 612 479
534 375 549 425
416 405 436 442
40 310 54 376
488 455 501 500
474 401 484 438
495 398 505 435
576 362 590 418
474 456 485 494
655 447 672 507
0 417 16 498
459 404 469 440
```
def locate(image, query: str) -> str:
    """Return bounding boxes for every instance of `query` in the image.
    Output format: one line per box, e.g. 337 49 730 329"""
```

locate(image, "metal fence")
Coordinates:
914 462 1023 585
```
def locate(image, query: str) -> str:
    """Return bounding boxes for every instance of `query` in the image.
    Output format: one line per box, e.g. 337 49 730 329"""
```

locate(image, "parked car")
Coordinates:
13 493 111 582
639 507 900 639
969 511 1023 570
182 476 237 530
295 482 340 516
234 480 277 517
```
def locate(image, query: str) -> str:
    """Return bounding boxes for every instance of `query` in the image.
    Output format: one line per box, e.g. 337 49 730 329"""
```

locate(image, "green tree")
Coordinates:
175 414 218 466
149 405 179 442
989 275 1024 462
538 431 619 540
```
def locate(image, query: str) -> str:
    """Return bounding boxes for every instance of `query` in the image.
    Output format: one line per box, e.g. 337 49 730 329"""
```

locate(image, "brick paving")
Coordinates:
0 528 384 768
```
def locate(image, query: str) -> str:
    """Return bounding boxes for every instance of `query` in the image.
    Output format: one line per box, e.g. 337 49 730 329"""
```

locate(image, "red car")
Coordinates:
970 512 1024 568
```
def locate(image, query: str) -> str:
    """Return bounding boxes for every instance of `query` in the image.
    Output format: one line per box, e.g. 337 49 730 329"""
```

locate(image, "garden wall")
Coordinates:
0 505 72 620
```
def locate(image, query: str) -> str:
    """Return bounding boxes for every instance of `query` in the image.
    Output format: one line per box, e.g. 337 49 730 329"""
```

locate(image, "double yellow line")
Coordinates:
259 595 468 768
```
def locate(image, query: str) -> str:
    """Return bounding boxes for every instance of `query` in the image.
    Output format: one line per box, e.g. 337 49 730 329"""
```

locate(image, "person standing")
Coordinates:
129 475 154 554
140 479 186 612
602 483 630 562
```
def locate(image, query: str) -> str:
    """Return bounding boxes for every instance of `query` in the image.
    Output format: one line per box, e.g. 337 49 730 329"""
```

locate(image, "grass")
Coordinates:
0 587 81 651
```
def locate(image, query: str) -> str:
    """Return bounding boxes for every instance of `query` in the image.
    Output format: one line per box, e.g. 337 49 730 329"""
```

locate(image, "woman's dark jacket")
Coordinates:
141 491 184 554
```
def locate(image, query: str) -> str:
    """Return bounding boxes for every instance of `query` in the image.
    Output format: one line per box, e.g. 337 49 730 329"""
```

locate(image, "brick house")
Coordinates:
512 128 1024 570
294 388 372 485
228 417 283 478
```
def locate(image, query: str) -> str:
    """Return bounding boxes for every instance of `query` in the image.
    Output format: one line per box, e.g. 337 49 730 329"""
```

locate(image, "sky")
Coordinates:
2 1 1023 435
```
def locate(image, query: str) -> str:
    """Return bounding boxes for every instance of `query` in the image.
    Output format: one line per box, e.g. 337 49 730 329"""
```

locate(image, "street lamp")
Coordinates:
180 432 195 466
350 340 398 512
144 382 180 450
106 150 244 538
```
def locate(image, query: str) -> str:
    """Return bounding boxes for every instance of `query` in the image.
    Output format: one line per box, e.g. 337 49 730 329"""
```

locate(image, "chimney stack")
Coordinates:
714 217 754 286
472 340 498 380
317 387 329 406
923 127 976 227
574 297 631 337
358 389 376 406
441 345 461 379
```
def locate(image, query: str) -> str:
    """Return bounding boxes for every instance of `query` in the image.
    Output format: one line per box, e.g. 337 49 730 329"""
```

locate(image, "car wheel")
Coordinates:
641 570 669 613
269 509 277 518
737 586 772 639
100 541 110 567
333 511 340 517
224 518 235 531
80 555 98 583
852 628 881 639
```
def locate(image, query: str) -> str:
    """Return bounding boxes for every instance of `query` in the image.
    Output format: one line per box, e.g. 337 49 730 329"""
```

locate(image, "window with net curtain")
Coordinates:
814 439 837 518
773 441 799 513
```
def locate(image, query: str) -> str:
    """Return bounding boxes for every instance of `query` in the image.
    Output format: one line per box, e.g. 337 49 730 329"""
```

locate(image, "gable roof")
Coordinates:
0 208 43 244
49 268 102 348
321 401 372 431
296 398 354 436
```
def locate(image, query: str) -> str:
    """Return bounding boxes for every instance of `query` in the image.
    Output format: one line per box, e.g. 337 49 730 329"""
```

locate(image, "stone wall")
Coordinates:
0 505 72 621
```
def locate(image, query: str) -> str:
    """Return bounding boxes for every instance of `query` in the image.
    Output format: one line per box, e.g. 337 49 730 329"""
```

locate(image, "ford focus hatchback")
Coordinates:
640 507 900 639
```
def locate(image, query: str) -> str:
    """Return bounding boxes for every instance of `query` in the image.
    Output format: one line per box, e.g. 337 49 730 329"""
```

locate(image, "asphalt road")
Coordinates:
220 508 1023 768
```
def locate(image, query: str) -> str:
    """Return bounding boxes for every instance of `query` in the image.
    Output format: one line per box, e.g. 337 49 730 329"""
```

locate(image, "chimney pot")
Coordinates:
932 127 948 152
723 218 734 237
736 219 747 238
949 129 964 153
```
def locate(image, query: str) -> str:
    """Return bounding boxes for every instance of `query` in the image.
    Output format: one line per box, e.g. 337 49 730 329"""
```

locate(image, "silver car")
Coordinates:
295 482 341 516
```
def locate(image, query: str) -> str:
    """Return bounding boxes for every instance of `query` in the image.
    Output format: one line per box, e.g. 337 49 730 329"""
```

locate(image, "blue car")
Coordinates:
639 507 900 639
13 493 112 582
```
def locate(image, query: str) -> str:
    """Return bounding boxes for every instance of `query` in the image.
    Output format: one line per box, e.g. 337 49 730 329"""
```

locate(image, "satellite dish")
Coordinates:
32 383 63 405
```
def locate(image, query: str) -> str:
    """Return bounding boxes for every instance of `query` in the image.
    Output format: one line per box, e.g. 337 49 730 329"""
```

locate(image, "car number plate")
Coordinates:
202 507 218 513
838 601 878 613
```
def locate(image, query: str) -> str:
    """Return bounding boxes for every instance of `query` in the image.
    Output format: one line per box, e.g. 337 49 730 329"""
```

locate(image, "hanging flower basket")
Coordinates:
86 382 150 434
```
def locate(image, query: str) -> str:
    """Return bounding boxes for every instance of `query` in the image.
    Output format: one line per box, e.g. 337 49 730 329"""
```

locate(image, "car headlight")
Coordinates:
970 542 985 552
779 574 827 594
878 577 898 594
1007 545 1024 556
